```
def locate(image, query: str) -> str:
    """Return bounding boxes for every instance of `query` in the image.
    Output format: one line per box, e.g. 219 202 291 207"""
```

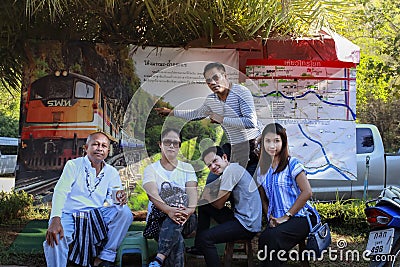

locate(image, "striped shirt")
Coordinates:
257 157 314 220
173 83 261 145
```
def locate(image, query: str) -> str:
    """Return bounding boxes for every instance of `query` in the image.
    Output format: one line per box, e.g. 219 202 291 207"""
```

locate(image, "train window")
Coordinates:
0 137 18 155
107 104 112 117
31 76 73 100
75 82 94 99
0 145 18 155
100 96 104 109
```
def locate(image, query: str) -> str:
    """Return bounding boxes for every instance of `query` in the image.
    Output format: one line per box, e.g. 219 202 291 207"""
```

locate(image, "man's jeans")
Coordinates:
43 205 133 266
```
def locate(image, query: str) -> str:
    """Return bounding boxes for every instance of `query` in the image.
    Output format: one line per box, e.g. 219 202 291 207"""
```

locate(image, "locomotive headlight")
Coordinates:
62 70 68 76
54 70 61 77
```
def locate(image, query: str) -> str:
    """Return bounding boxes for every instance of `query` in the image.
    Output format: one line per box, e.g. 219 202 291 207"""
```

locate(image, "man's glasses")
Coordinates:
162 139 181 148
205 73 224 83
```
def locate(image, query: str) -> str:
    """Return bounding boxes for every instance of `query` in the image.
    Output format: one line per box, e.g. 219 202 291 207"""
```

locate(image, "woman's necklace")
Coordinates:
85 164 105 197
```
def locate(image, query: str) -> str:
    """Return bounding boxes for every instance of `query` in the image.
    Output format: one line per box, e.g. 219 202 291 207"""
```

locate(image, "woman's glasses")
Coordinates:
162 139 181 148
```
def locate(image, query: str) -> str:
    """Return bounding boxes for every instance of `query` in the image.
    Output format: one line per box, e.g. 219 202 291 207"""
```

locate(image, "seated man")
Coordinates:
196 146 262 267
43 132 133 267
186 143 233 257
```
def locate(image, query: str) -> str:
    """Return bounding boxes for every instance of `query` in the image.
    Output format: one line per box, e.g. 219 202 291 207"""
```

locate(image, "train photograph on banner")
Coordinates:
18 71 121 173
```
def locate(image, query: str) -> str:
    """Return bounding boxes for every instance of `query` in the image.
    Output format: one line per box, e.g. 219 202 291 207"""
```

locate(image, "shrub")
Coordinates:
314 199 369 235
0 190 33 223
128 184 149 212
30 204 51 220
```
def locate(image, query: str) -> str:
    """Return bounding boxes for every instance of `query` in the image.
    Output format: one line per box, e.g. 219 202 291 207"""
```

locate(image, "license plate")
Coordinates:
366 228 395 255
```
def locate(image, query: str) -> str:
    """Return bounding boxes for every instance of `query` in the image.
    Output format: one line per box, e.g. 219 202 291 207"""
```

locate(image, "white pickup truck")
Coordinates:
310 124 400 200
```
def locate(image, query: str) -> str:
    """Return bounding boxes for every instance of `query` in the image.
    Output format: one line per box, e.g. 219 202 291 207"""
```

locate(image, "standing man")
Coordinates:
43 132 133 267
197 146 262 267
155 62 261 176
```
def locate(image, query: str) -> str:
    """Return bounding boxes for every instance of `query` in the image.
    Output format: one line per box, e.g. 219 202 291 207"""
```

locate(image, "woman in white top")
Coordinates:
143 128 198 267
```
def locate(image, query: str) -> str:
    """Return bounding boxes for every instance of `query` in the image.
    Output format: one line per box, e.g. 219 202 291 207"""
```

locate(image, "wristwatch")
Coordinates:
285 211 293 219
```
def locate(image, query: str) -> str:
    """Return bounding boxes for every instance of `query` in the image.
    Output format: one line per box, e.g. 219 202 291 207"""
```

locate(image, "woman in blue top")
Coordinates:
257 123 318 267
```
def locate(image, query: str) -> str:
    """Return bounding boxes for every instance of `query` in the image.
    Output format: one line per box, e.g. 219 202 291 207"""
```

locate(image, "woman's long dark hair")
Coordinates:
259 123 289 175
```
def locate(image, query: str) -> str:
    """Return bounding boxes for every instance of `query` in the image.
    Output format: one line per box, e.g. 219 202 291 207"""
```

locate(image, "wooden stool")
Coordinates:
223 239 253 267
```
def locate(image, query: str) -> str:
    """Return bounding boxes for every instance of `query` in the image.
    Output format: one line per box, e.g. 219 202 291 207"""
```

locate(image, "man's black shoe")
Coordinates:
186 246 204 258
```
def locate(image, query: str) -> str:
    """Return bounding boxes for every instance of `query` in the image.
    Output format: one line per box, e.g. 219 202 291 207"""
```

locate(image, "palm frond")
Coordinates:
0 0 356 92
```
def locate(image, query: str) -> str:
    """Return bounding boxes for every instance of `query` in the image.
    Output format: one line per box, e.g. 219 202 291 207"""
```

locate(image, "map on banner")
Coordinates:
246 61 357 180
283 121 356 181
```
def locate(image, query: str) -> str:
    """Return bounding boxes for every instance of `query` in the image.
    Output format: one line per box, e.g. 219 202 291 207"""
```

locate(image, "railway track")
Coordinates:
16 176 59 195
14 172 59 204
15 175 59 195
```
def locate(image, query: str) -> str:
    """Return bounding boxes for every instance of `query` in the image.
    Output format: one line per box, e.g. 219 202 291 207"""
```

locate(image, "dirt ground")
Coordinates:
0 222 25 248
